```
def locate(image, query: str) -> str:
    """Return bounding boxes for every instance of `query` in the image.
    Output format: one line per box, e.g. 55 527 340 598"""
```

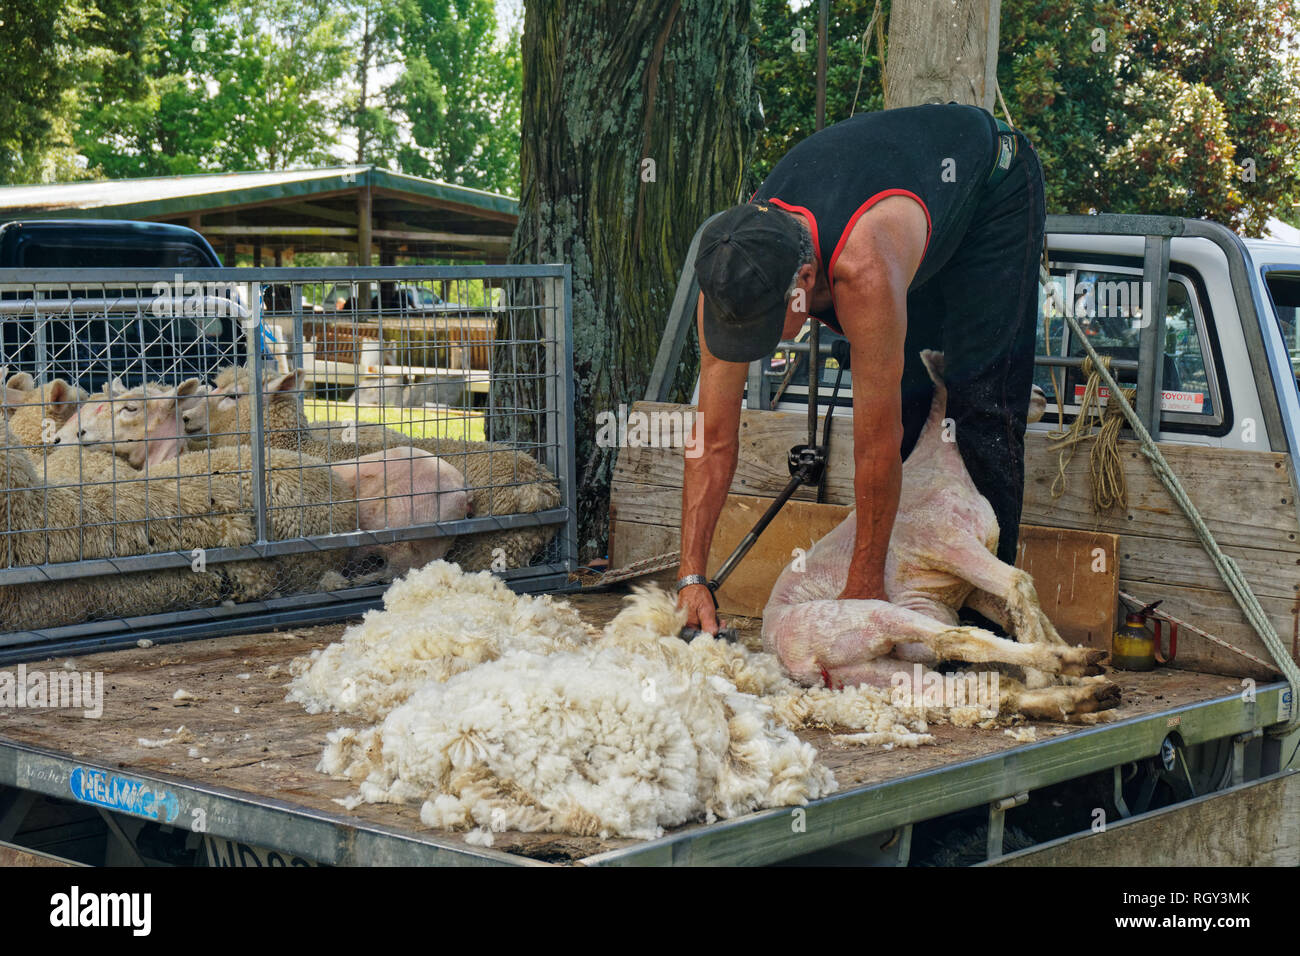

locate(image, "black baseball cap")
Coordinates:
695 203 805 363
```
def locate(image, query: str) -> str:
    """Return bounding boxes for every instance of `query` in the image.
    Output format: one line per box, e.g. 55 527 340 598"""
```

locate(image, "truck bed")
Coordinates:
0 589 1275 866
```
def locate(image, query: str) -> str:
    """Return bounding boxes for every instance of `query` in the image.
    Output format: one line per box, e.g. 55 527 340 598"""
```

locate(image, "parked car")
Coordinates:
0 219 245 392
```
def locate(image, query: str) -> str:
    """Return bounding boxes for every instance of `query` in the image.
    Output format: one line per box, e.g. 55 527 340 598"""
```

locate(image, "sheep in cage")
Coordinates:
2 372 129 487
0 414 256 630
202 364 561 572
59 377 471 583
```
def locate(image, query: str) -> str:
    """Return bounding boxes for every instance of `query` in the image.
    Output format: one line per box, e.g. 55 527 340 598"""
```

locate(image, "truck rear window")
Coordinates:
1265 272 1300 381
15 241 212 269
1037 267 1221 422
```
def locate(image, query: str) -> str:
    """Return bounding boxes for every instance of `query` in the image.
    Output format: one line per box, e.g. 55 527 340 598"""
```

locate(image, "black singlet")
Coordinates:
751 103 1001 333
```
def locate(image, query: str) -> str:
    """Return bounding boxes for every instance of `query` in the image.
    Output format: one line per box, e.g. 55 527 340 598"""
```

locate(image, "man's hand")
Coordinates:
678 583 720 635
836 577 888 602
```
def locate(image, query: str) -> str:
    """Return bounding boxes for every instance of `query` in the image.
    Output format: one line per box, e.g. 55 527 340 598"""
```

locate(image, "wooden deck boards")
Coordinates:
0 589 1243 863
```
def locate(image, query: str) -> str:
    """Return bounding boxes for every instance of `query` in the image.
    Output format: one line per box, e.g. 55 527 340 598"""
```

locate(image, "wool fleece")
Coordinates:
290 562 949 842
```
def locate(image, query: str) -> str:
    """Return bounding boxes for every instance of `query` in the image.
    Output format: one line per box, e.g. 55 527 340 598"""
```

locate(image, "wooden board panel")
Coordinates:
706 495 852 618
1116 532 1300 601
612 402 858 502
612 480 1300 604
0 842 80 866
614 408 1300 555
1118 578 1291 679
1015 525 1118 650
607 518 680 586
1024 431 1300 552
607 404 1300 679
993 772 1300 867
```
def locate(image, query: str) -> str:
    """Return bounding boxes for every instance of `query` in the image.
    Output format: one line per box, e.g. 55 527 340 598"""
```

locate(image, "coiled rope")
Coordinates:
1046 354 1131 511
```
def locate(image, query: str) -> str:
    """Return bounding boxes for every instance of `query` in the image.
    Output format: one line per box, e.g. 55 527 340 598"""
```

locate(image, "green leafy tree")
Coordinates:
389 0 522 194
749 0 1300 233
749 0 888 184
0 0 147 183
78 0 350 175
335 0 403 166
998 0 1299 232
212 0 351 170
77 0 240 177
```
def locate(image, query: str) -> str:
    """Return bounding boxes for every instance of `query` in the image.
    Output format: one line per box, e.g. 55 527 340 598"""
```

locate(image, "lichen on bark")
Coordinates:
506 0 763 560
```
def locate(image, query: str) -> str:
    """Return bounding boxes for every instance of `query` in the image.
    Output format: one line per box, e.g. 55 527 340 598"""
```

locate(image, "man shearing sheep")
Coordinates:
677 102 1046 636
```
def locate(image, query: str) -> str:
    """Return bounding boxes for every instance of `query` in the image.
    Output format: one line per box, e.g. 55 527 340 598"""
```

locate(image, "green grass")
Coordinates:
302 399 486 442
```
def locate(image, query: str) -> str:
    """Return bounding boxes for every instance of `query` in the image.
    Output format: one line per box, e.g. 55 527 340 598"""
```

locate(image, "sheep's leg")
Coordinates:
828 656 1118 718
765 597 1104 689
920 529 1064 653
964 587 1068 647
999 673 1122 721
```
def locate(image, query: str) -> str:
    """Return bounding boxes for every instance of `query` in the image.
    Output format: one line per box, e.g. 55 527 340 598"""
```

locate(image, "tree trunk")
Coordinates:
884 0 1001 109
507 0 762 562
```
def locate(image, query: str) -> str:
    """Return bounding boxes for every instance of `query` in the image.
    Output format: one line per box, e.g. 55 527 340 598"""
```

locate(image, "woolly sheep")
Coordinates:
150 444 358 602
206 365 560 571
0 417 254 630
2 375 124 486
54 377 202 467
58 375 471 586
4 373 89 446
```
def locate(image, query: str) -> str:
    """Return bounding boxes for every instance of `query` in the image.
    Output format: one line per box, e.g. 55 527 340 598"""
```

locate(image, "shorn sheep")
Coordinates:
204 365 560 571
764 350 1119 719
291 561 1068 844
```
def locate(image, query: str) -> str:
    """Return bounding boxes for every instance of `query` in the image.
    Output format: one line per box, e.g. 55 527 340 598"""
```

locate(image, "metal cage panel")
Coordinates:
0 265 576 658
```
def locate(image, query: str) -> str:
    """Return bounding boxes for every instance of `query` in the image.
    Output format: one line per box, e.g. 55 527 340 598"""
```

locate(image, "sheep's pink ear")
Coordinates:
46 381 78 416
267 370 302 394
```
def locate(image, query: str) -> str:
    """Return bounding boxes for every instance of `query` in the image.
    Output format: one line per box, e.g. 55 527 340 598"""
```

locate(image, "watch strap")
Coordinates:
675 574 712 593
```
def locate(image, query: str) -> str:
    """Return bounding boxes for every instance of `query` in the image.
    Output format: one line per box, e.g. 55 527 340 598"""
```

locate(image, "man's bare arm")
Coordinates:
679 292 748 630
832 200 926 600
835 278 906 601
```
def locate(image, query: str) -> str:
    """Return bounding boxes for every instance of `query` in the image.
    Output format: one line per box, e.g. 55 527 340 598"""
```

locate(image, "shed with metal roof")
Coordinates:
0 166 517 265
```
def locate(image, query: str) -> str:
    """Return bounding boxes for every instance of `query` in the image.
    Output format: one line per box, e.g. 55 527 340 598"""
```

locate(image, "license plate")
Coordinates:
203 835 322 867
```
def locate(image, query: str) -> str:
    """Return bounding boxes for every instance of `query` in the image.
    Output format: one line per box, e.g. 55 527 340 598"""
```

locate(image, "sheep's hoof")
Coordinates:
1074 678 1122 713
1056 646 1107 677
1014 679 1121 720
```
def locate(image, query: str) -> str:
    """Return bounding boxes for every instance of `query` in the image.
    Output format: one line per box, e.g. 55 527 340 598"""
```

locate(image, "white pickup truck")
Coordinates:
0 213 1296 867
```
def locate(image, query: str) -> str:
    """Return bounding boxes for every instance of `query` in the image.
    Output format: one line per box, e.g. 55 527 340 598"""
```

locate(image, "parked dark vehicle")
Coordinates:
0 219 245 392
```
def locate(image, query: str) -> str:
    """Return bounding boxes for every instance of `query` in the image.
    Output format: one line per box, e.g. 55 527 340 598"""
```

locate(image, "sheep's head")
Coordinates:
57 378 198 467
7 379 86 446
208 366 308 444
3 371 34 412
178 383 212 439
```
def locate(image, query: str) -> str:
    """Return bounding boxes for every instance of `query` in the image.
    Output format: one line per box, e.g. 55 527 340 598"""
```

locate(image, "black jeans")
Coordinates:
897 131 1047 564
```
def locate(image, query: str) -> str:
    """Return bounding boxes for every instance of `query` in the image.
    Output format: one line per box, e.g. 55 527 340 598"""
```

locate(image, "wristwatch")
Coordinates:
675 574 712 593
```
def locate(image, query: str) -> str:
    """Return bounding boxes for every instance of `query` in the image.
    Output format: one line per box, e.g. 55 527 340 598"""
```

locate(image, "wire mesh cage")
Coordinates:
0 265 576 655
